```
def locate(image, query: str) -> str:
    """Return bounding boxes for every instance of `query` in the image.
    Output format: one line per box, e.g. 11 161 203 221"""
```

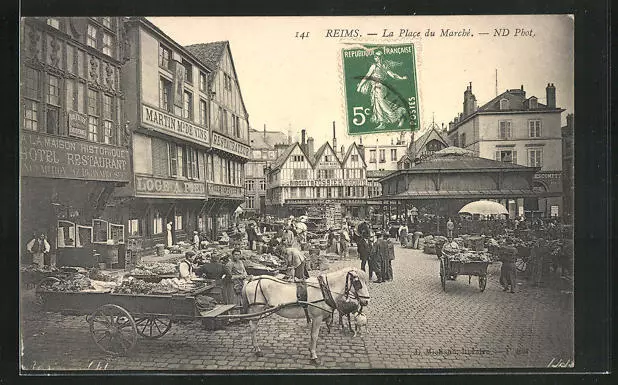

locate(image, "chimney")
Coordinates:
332 121 337 150
307 137 315 158
463 82 477 117
263 123 266 138
546 83 556 108
358 140 365 161
300 129 307 153
341 145 345 158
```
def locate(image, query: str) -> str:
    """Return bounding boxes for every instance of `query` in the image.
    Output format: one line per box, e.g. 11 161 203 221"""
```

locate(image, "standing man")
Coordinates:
447 218 454 239
246 222 258 250
369 232 384 283
386 232 395 281
398 223 409 247
352 231 370 273
224 248 251 305
26 232 50 268
192 231 200 251
376 233 391 282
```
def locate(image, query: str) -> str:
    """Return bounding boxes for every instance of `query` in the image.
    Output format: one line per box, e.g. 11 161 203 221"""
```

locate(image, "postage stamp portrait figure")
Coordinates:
342 44 420 135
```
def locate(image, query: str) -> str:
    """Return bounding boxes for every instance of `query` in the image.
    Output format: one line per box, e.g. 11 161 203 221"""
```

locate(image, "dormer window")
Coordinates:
499 98 510 110
529 97 538 109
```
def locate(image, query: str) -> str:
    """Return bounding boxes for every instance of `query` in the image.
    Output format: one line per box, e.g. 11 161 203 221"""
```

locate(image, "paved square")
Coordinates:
20 247 573 371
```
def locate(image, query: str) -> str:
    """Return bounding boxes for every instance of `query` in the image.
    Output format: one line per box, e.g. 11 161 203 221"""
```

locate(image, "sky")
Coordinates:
149 15 574 147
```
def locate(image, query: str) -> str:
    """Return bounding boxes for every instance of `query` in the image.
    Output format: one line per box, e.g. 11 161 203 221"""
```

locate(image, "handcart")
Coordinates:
439 245 490 292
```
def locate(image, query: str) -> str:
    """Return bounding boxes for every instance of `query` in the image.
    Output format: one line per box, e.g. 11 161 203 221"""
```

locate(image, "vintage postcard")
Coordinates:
19 15 574 371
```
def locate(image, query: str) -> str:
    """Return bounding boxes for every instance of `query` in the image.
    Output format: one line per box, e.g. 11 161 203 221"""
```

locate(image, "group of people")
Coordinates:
353 228 395 283
177 247 252 306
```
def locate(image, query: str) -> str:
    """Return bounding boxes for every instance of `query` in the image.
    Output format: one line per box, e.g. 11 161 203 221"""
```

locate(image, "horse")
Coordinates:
241 268 370 364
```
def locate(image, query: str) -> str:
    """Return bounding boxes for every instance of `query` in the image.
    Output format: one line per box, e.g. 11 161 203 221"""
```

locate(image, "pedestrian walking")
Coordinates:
26 232 50 268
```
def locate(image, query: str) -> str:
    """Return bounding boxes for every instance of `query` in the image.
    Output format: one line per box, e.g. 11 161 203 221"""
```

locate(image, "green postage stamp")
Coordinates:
342 44 420 135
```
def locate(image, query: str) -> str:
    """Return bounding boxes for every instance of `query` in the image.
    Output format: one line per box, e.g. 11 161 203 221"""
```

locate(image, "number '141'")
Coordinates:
295 32 310 39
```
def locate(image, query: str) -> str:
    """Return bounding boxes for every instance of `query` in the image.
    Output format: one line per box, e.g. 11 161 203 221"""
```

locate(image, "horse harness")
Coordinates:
246 272 367 323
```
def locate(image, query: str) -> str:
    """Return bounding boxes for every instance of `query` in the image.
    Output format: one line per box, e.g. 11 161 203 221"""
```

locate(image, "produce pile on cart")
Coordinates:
113 277 209 295
439 241 491 292
128 262 177 276
422 235 448 255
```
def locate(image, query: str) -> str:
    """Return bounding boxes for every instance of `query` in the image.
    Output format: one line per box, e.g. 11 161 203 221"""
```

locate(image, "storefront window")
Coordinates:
153 212 163 234
109 224 125 244
175 214 183 230
128 219 140 236
76 225 93 248
92 219 109 244
57 221 76 248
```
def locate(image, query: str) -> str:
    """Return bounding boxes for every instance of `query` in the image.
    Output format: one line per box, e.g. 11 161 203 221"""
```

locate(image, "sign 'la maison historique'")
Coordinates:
20 131 130 182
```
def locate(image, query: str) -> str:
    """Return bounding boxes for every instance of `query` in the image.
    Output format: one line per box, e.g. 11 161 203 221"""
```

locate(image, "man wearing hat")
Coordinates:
178 251 197 281
368 231 384 282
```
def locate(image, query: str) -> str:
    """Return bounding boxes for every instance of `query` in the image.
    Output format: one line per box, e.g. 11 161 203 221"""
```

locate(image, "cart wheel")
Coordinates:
479 276 487 292
515 258 527 273
88 304 137 356
135 315 173 339
439 260 446 292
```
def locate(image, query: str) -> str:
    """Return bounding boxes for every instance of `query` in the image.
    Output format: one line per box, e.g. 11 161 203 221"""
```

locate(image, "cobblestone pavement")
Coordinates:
20 247 573 371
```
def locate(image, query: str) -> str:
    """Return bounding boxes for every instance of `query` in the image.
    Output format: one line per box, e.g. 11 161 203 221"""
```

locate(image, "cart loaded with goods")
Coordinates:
34 264 234 356
439 241 492 292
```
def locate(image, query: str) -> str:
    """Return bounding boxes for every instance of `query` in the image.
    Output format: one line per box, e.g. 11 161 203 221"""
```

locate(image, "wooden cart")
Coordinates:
35 277 235 356
439 255 490 292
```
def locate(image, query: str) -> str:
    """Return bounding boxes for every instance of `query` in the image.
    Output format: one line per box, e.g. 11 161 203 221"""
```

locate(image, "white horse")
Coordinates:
241 268 370 364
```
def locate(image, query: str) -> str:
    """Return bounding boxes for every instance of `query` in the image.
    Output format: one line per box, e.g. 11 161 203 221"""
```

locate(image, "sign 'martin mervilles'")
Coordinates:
342 44 420 135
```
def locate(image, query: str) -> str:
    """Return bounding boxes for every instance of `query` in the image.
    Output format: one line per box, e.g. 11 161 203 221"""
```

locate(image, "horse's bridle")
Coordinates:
343 271 370 304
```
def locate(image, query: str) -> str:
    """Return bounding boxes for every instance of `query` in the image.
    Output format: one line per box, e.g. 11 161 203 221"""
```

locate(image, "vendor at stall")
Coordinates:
223 248 251 305
178 251 197 281
284 247 309 281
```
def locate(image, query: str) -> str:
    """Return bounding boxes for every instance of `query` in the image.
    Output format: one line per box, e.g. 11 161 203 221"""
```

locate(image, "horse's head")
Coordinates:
346 269 370 307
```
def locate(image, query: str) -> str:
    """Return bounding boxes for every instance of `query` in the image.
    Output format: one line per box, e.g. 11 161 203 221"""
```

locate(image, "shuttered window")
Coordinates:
151 138 169 177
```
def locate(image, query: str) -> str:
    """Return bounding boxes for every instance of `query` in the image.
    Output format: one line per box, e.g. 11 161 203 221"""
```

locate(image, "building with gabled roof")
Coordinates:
447 82 565 219
265 129 370 219
184 40 251 228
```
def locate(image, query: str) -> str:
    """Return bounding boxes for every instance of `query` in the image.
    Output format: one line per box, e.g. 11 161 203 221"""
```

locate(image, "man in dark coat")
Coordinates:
369 232 384 283
352 232 371 274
